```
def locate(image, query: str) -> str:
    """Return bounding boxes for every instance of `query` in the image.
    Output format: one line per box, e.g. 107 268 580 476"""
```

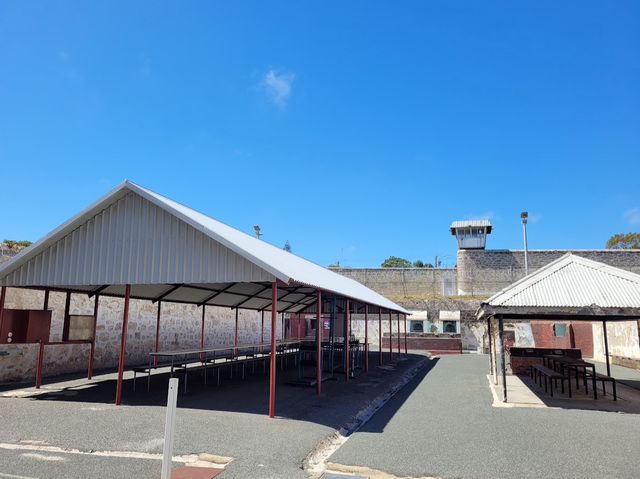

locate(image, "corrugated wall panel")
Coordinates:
2 192 274 287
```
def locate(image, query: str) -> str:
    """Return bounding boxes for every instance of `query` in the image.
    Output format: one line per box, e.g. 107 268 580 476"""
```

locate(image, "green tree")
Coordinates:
3 239 32 247
606 233 640 249
283 240 291 252
413 260 434 268
381 256 412 268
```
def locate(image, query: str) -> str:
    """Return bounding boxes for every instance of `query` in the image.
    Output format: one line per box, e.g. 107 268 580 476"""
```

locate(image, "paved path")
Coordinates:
329 354 640 479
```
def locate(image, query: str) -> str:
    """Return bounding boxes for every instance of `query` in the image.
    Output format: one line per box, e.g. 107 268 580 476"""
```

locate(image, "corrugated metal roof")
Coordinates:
0 180 408 314
484 253 640 309
450 220 492 234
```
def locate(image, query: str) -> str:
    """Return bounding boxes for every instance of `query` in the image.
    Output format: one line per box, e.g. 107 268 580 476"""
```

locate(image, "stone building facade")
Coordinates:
0 286 280 383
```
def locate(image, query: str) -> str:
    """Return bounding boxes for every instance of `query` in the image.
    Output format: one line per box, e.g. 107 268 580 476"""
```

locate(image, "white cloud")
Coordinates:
261 69 295 108
464 211 495 221
624 207 640 225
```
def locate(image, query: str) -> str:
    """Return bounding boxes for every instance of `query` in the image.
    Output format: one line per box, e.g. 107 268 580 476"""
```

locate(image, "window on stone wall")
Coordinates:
410 320 424 332
443 321 457 333
553 323 566 337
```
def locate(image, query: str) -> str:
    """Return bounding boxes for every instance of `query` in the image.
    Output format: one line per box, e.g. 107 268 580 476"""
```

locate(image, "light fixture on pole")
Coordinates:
520 212 529 276
254 225 263 239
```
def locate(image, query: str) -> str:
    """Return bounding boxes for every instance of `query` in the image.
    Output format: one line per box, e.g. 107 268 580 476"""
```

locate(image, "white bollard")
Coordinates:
161 378 179 479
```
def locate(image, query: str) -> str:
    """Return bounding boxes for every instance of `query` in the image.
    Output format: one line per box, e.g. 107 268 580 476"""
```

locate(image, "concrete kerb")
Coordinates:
302 355 431 477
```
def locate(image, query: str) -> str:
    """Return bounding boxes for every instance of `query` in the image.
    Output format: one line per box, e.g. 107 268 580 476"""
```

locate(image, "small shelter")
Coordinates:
0 180 409 416
477 253 640 402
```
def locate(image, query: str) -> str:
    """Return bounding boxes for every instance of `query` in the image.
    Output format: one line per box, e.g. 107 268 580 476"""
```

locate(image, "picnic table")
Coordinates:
134 340 301 392
543 354 598 399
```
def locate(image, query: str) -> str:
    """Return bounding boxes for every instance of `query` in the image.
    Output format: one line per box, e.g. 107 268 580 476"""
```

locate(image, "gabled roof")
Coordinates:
478 253 640 318
0 180 408 314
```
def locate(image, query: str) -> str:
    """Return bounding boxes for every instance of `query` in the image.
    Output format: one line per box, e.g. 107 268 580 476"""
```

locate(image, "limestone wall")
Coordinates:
328 267 457 298
592 321 640 361
457 249 640 295
0 287 279 383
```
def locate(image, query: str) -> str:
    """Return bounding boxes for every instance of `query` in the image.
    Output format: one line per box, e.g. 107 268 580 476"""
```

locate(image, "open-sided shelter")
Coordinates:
477 253 640 402
0 180 409 416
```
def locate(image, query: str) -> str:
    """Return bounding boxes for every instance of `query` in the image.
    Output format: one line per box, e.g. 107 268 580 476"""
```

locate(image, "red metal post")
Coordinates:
297 314 301 339
0 287 5 339
378 308 382 365
404 314 408 354
115 284 131 406
154 301 161 366
397 312 401 357
234 308 238 355
261 309 264 352
200 305 206 360
282 312 285 340
88 294 99 379
364 304 369 373
345 299 350 381
62 291 71 341
35 341 44 388
389 310 393 360
269 282 277 418
316 290 322 394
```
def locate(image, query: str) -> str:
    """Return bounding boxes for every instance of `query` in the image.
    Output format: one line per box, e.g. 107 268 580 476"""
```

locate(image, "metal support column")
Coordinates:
0 286 6 336
268 282 277 418
316 290 322 394
603 320 611 377
261 310 264 352
396 312 401 357
200 305 206 360
234 308 238 355
389 310 393 360
345 299 350 381
154 301 161 366
364 304 369 373
115 284 131 406
404 313 408 354
378 309 382 365
498 317 507 402
35 341 44 388
62 291 71 341
35 289 50 388
88 294 99 379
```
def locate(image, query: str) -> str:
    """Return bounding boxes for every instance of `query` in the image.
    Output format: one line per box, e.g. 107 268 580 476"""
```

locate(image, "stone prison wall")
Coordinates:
328 267 457 298
457 249 640 295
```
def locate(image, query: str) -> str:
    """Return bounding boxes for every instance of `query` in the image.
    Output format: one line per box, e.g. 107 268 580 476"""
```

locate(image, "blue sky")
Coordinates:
1 1 639 267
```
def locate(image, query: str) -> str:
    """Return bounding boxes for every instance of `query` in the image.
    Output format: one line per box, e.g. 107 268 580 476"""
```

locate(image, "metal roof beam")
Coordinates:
198 283 236 306
153 284 184 303
232 284 272 309
88 284 109 298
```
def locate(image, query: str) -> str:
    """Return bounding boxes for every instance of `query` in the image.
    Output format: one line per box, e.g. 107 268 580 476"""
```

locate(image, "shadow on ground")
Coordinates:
1 352 436 431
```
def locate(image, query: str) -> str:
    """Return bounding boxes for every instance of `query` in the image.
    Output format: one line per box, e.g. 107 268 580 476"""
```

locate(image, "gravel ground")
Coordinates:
329 354 640 479
0 352 426 479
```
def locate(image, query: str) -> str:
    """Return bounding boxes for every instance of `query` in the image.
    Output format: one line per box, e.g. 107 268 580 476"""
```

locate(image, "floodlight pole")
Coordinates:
521 212 529 276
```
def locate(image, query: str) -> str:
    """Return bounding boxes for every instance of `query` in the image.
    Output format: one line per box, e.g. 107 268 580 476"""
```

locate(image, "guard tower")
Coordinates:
450 220 492 249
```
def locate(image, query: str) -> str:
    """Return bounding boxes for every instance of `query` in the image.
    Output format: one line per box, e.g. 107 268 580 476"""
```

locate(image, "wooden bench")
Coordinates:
531 364 571 398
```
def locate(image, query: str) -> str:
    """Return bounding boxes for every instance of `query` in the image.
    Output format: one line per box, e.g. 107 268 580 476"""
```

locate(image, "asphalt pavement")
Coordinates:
329 354 640 479
0 351 427 479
